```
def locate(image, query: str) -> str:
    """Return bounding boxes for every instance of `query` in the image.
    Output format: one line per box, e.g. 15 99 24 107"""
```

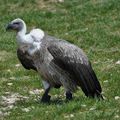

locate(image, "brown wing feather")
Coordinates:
48 41 103 99
17 48 37 71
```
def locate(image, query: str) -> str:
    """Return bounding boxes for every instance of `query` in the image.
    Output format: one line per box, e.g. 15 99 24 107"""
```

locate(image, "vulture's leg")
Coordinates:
41 81 51 103
66 91 73 100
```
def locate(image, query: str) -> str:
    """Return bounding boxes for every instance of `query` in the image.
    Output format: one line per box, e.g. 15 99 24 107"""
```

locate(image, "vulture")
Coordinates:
6 18 103 102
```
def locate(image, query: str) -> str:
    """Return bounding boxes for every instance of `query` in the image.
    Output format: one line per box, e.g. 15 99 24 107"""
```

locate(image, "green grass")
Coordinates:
0 0 120 120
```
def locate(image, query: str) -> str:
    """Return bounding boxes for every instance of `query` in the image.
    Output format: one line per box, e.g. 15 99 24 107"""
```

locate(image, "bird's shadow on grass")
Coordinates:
36 97 65 105
36 96 87 105
16 95 104 107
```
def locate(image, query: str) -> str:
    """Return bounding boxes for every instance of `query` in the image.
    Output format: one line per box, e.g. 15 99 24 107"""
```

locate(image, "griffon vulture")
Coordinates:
6 18 103 102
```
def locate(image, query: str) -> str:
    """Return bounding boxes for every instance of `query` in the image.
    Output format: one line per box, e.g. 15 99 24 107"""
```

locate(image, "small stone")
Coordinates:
115 96 120 100
22 108 30 112
64 114 74 118
102 96 106 100
7 83 13 86
81 104 86 107
15 64 21 67
57 0 64 3
115 60 120 65
103 80 108 83
114 115 119 118
89 107 96 111
29 91 35 95
7 69 11 72
29 89 44 95
5 92 10 95
70 114 74 118
31 106 35 109
65 33 69 35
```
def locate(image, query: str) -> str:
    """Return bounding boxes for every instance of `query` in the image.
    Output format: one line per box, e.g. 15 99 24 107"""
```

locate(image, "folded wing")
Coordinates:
47 40 103 98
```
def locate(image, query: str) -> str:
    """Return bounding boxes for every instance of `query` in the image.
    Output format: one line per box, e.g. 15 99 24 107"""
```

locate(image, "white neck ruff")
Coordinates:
16 22 45 55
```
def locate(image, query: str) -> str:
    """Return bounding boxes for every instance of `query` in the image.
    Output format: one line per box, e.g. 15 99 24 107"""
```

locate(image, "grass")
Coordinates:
0 0 120 119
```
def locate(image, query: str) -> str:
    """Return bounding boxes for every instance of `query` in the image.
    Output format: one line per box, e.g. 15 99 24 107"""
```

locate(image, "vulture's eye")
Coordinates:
14 22 20 25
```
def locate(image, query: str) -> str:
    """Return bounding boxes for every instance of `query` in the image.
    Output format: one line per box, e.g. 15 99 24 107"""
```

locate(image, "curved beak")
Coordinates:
6 23 14 31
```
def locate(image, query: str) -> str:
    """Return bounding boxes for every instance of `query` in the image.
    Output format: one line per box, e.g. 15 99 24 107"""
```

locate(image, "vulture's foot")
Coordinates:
66 91 72 100
41 94 51 103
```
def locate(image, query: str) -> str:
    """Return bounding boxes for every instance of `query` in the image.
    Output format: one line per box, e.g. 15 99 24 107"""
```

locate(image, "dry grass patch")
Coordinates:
36 0 58 11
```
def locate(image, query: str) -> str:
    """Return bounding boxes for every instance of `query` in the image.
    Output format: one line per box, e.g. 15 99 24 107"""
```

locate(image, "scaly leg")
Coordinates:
41 80 51 103
66 91 73 100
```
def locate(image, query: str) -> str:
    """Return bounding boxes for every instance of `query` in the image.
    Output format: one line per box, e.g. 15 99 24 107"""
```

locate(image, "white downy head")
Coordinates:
6 18 45 55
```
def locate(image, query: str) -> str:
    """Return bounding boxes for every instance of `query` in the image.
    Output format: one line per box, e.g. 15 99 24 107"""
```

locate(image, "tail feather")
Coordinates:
74 63 103 99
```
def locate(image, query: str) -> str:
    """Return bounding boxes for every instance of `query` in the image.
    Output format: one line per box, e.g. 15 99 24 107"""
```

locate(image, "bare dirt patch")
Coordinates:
0 92 29 117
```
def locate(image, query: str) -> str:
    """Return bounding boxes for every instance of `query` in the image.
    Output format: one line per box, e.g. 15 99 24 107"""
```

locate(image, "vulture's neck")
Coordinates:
16 22 45 55
17 21 27 40
16 21 33 49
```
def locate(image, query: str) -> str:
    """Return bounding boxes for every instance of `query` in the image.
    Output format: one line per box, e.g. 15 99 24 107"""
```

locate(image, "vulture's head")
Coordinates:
6 18 25 32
